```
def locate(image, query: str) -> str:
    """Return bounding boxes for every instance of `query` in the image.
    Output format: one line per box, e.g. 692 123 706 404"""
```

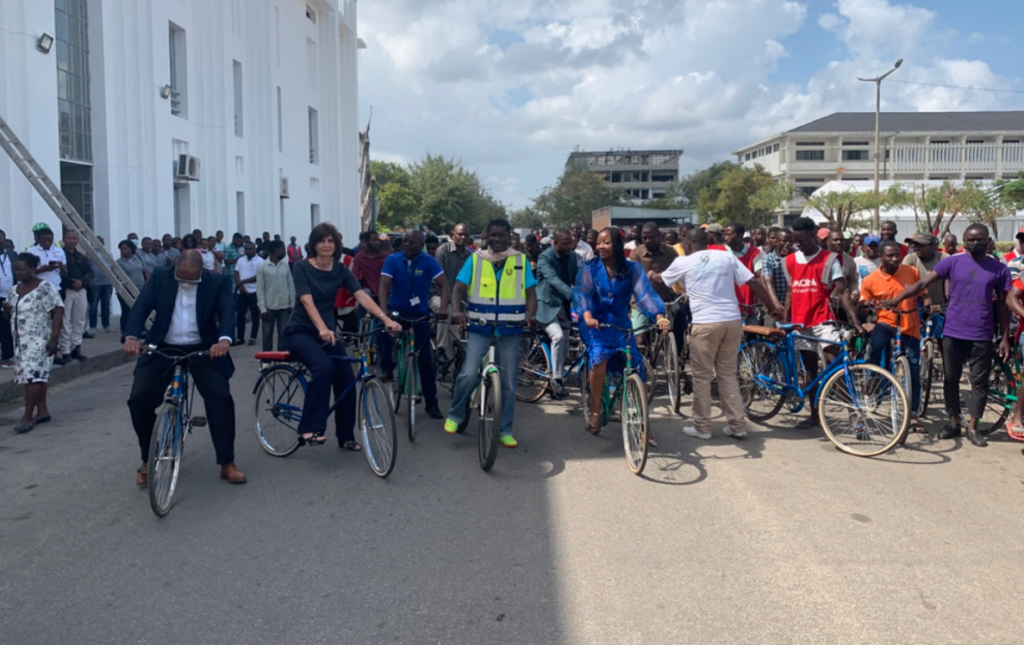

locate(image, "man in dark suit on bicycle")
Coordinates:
123 250 246 487
536 229 578 399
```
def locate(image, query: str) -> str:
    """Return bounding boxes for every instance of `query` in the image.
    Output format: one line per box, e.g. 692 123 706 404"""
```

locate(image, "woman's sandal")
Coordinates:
341 440 362 452
796 418 820 429
1006 422 1024 442
586 413 602 435
908 417 927 433
300 433 326 446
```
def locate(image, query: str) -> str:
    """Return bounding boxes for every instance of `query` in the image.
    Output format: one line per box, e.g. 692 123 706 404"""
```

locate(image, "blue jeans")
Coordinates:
378 316 438 405
284 330 357 443
447 333 519 437
866 323 921 415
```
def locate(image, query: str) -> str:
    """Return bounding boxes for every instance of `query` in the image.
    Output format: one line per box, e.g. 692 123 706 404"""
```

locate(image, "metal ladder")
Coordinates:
0 113 139 307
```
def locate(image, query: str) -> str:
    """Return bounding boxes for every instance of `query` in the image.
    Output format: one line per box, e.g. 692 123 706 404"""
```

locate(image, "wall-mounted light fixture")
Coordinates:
161 84 172 99
37 33 54 54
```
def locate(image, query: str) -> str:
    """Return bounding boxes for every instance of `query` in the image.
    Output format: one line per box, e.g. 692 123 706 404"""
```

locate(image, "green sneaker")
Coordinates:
499 434 518 448
444 418 459 434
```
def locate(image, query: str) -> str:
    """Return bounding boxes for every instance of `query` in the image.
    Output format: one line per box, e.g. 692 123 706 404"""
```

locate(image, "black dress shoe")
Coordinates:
425 403 444 420
967 427 988 447
70 346 87 361
549 380 567 400
937 426 962 440
52 356 68 366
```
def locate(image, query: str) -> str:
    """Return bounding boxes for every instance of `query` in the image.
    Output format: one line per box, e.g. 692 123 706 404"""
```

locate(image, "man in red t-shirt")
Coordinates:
880 220 909 260
724 222 763 323
705 223 728 251
787 217 864 428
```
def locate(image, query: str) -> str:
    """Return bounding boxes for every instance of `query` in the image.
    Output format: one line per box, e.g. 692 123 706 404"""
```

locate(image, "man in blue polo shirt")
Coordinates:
378 230 449 419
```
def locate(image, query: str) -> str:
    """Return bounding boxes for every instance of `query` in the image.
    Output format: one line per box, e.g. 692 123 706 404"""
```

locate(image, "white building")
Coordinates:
567 149 682 202
732 112 1024 220
0 0 363 248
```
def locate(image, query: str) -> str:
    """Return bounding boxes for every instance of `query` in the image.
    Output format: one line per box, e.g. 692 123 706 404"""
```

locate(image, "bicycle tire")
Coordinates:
818 363 909 457
391 339 404 412
893 355 911 408
737 340 786 422
920 339 936 418
253 365 304 457
479 370 501 471
665 334 681 415
360 378 397 478
642 355 655 405
516 335 549 403
979 360 1013 436
622 372 649 475
148 402 182 518
580 356 598 433
406 354 417 442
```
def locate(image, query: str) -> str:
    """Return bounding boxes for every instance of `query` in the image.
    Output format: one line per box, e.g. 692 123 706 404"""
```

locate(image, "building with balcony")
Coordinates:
567 149 682 202
732 111 1024 220
0 0 363 246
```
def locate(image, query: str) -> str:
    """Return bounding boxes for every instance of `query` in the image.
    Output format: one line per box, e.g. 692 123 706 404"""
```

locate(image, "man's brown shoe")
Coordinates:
136 465 148 487
220 462 247 484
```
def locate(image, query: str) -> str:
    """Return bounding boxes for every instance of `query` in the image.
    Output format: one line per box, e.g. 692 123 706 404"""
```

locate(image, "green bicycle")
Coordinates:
388 314 432 442
581 323 651 476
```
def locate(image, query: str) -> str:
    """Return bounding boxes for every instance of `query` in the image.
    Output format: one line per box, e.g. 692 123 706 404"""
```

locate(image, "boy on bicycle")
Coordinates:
445 220 537 448
860 240 928 433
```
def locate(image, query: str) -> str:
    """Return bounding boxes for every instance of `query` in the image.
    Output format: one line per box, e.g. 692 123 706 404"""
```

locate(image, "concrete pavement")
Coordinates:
2 344 1024 645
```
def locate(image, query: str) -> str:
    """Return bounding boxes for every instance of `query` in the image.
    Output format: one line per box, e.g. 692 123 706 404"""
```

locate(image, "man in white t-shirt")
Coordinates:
653 228 782 440
234 242 264 345
27 224 67 292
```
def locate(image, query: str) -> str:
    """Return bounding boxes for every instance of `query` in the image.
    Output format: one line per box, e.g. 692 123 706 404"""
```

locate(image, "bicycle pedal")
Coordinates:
190 416 208 427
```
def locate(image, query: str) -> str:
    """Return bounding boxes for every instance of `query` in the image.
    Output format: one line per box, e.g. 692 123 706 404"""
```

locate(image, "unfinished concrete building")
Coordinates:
566 149 682 202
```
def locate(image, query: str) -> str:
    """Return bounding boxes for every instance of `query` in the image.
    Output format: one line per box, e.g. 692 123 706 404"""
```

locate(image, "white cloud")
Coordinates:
358 0 1022 207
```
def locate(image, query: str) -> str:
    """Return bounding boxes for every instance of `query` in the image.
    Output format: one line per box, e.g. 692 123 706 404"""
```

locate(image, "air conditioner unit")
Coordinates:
186 155 201 181
280 176 290 198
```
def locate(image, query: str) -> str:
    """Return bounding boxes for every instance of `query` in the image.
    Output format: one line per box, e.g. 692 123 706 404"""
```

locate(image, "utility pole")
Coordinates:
858 58 903 233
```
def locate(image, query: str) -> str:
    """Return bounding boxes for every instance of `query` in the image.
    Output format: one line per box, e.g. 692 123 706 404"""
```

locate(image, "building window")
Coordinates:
744 153 751 161
773 143 779 152
233 60 243 137
842 141 869 146
169 22 187 118
307 38 318 91
795 150 825 161
55 0 92 163
306 5 317 24
311 203 320 228
276 86 283 152
841 150 869 161
798 186 818 197
308 107 319 165
795 141 825 146
236 192 246 236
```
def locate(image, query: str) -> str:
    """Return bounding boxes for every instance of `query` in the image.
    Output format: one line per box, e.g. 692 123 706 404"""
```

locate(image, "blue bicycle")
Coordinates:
144 347 207 517
919 308 944 418
516 325 586 402
737 321 910 457
251 329 397 477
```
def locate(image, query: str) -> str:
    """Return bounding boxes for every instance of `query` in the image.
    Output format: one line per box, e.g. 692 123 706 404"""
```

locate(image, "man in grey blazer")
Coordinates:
536 229 578 399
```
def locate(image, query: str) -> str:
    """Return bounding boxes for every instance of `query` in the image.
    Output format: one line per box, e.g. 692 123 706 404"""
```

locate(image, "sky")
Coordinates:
357 0 1024 209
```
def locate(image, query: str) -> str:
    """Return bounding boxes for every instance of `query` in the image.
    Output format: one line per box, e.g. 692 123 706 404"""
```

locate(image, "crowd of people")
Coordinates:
5 215 1017 490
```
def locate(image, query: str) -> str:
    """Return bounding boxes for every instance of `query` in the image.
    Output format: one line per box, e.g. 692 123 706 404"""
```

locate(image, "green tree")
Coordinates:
884 180 1004 236
510 206 546 230
704 165 777 228
533 165 622 227
370 161 415 229
993 172 1024 210
806 190 883 231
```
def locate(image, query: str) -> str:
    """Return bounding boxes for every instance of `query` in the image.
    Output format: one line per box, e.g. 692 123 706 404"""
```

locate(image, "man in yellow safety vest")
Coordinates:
445 219 538 448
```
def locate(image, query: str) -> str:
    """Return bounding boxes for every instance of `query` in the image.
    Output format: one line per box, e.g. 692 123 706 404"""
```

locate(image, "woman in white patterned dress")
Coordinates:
4 253 64 433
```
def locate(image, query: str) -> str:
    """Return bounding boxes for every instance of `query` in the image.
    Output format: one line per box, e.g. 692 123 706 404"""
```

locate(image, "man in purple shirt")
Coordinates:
884 223 1011 447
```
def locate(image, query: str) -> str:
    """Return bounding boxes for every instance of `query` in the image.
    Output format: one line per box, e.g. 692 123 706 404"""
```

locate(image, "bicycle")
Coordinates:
516 324 586 402
861 307 920 440
580 323 651 475
432 319 466 396
640 295 685 414
142 346 207 517
454 319 528 471
737 321 910 457
251 329 398 477
918 308 944 418
387 314 432 442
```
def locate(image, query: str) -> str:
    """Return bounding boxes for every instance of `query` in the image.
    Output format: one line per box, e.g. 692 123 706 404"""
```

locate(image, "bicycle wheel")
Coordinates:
818 363 909 457
479 370 501 471
664 334 681 415
979 360 1013 436
148 402 182 517
360 378 397 478
920 339 936 418
391 342 404 412
516 335 549 402
893 355 911 408
253 365 304 457
406 354 417 442
641 355 655 405
621 372 649 475
737 340 786 422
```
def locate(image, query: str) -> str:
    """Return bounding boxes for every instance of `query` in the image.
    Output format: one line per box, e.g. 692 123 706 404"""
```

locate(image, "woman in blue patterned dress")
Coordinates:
573 227 669 435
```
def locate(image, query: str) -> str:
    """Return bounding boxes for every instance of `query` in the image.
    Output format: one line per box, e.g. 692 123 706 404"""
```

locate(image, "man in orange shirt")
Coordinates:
860 240 927 431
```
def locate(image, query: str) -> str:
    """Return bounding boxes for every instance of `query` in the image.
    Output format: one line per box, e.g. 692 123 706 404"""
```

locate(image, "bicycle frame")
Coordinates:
753 327 857 411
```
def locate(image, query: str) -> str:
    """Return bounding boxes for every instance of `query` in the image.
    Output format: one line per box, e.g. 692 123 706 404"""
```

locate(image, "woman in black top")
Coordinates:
285 223 400 448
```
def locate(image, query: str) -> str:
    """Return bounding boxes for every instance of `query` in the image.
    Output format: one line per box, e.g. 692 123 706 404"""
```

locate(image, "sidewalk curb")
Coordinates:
0 349 133 406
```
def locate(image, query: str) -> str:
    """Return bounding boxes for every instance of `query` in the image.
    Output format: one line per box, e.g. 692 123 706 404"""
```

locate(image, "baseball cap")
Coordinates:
32 222 53 234
705 223 724 234
1016 226 1024 240
816 228 830 240
864 235 881 245
909 233 938 245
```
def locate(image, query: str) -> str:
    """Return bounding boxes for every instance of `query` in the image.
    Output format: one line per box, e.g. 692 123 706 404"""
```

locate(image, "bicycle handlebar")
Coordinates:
141 346 209 361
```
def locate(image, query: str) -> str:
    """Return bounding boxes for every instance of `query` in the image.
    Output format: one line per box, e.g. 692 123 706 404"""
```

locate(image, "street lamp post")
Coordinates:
858 58 903 233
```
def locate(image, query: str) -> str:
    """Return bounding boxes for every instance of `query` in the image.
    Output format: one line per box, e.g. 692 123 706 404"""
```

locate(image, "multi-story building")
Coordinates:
732 111 1024 218
567 149 682 202
0 0 363 246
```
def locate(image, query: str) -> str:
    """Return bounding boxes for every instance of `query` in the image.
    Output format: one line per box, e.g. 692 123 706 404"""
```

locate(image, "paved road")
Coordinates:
2 346 1024 644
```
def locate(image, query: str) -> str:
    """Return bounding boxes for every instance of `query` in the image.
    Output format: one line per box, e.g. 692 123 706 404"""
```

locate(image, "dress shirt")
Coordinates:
28 244 66 290
159 282 234 347
574 239 594 262
236 255 264 294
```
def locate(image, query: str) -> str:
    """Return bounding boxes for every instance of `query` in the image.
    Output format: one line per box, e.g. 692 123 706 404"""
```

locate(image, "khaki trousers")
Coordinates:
688 319 746 434
59 288 88 355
